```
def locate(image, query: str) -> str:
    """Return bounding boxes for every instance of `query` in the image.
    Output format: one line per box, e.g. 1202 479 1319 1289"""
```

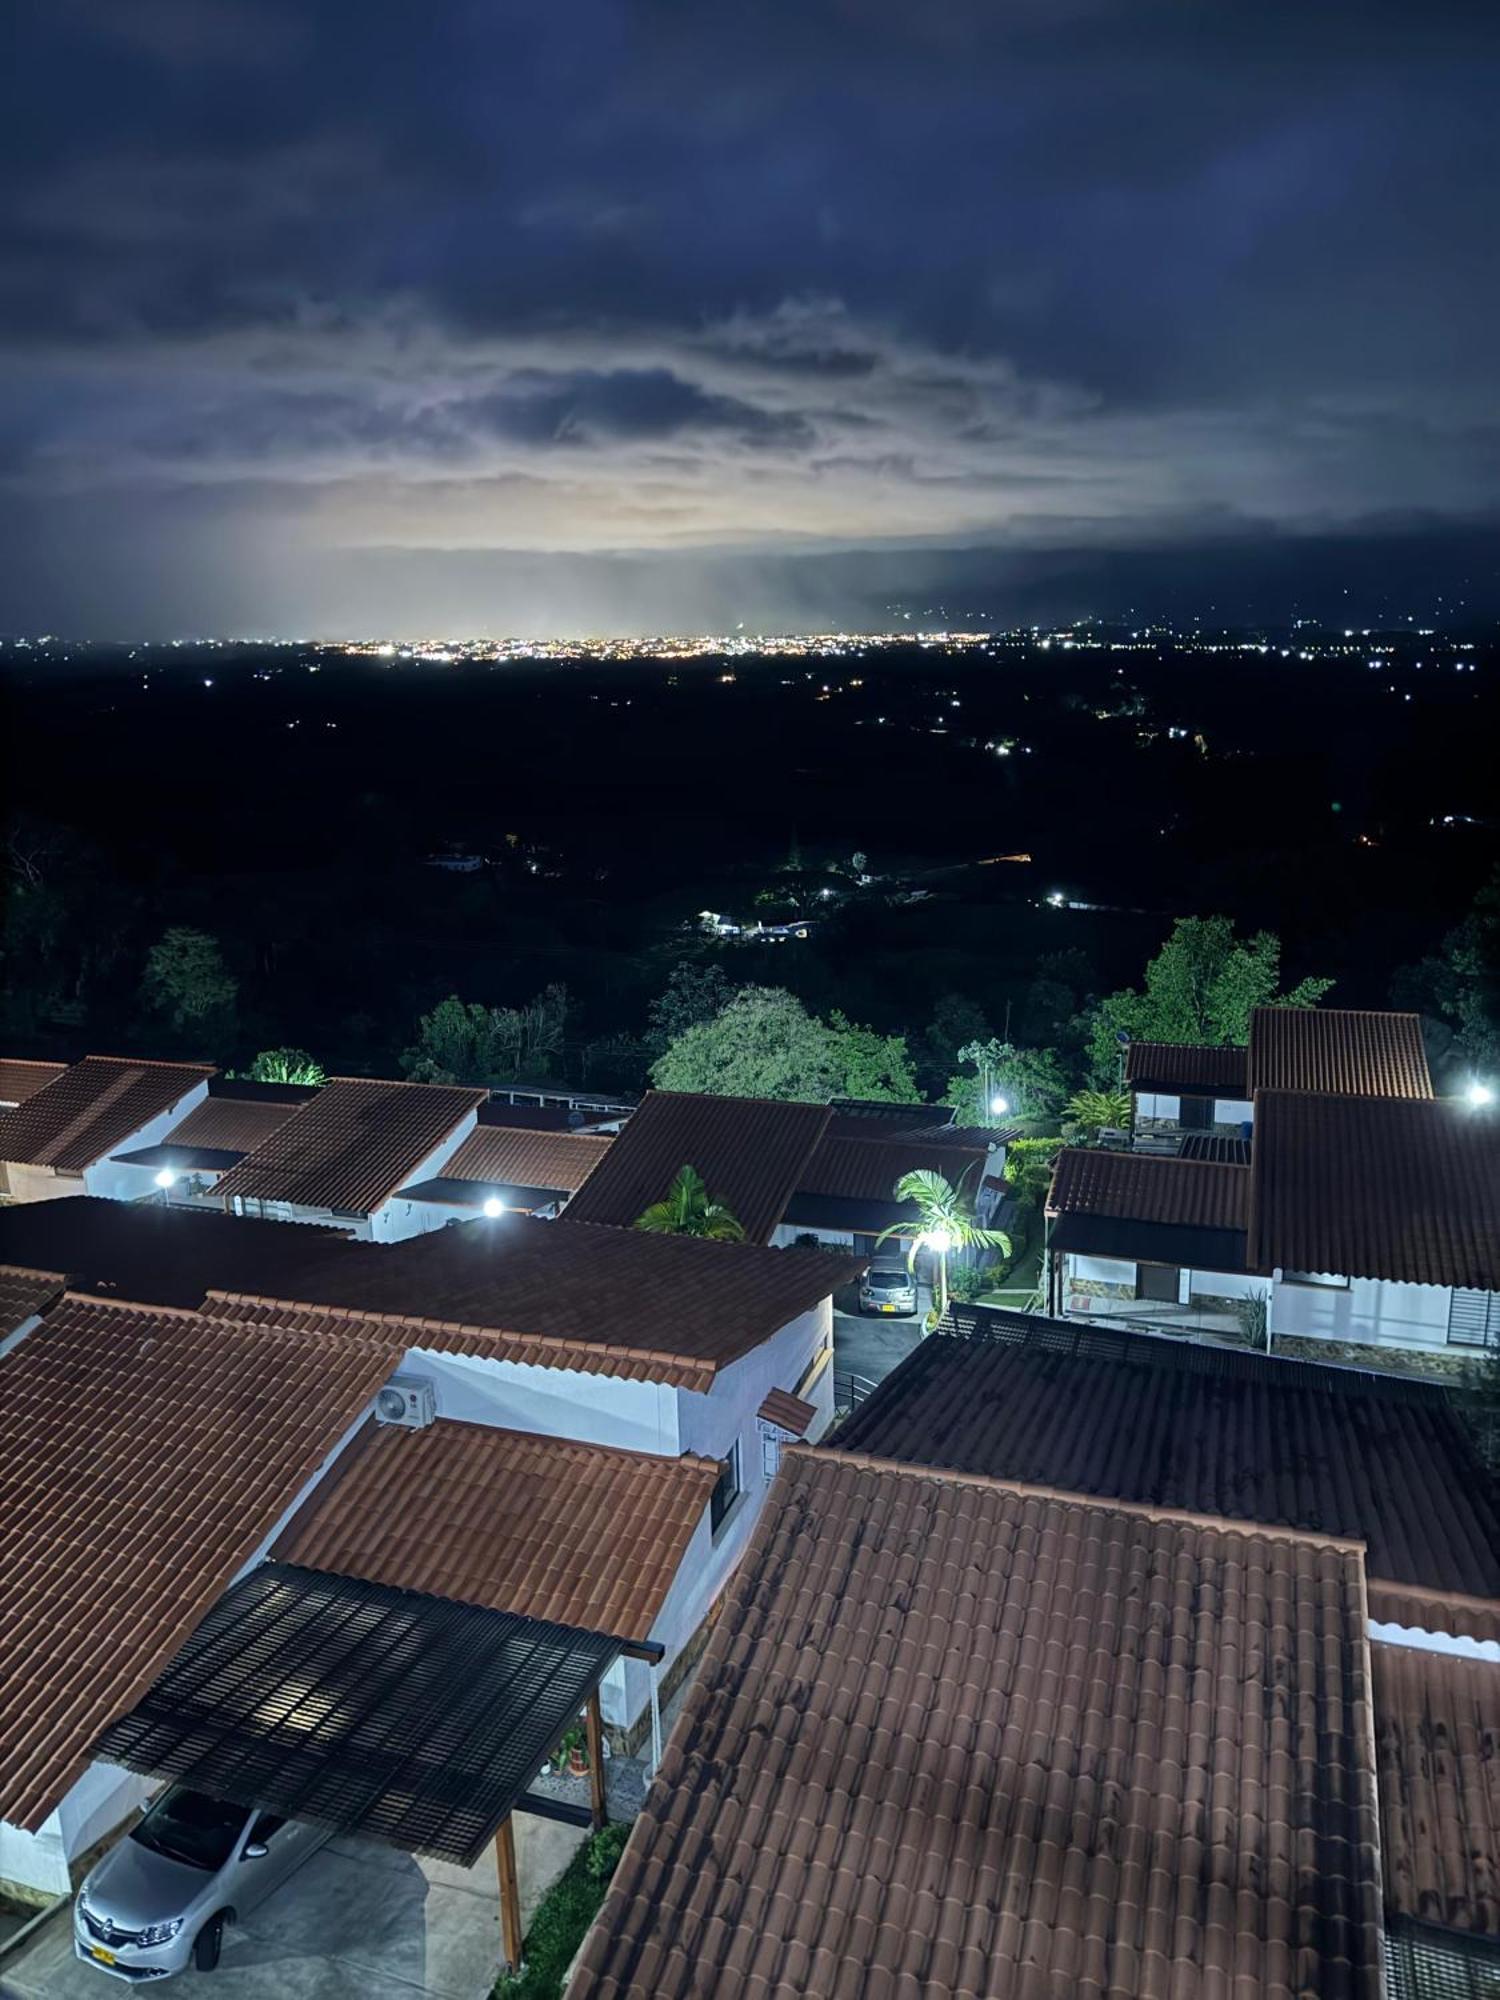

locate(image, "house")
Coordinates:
566 1313 1500 1998
106 1074 319 1204
568 1448 1387 1998
212 1076 488 1239
1045 1146 1265 1330
559 1090 831 1242
0 1056 213 1203
1125 1005 1430 1148
772 1129 995 1253
0 1058 65 1108
391 1119 614 1222
0 1212 859 1901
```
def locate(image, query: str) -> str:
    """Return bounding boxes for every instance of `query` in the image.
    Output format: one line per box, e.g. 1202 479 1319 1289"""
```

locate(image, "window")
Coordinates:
1136 1263 1180 1303
709 1441 742 1536
1282 1271 1350 1289
1448 1289 1500 1348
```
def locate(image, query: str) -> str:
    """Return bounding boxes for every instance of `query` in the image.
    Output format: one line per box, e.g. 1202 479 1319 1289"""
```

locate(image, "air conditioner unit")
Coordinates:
375 1374 436 1429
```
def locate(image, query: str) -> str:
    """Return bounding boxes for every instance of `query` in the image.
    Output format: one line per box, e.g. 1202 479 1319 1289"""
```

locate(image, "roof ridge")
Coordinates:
801 1444 1371 1554
81 1055 216 1072
412 1418 723 1475
324 1074 487 1096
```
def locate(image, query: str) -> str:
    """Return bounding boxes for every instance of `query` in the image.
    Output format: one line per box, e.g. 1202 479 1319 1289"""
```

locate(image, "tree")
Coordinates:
140 927 237 1036
651 988 841 1100
826 1011 920 1102
946 1038 1067 1125
1066 1087 1130 1141
634 1163 746 1241
402 984 569 1087
247 1047 325 1086
646 962 736 1054
1086 917 1332 1081
1394 865 1500 1078
876 1168 1011 1330
922 993 989 1084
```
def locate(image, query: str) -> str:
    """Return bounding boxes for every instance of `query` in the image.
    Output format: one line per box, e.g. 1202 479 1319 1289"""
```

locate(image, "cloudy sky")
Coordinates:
3 0 1497 633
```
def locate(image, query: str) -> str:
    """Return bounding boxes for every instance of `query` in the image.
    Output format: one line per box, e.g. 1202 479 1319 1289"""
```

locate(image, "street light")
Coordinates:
482 1196 507 1218
921 1228 954 1255
154 1168 177 1207
1466 1082 1495 1108
989 1094 1010 1118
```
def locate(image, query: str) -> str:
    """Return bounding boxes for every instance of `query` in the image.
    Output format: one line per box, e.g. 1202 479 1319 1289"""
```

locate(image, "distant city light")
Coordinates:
1466 1083 1495 1108
1046 891 1065 907
482 1196 507 1217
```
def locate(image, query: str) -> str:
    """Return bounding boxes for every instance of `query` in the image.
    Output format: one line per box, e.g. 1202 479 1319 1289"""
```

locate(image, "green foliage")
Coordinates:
140 927 237 1036
825 1010 919 1102
246 1047 326 1085
1066 1087 1130 1139
876 1167 1012 1326
1003 1136 1065 1211
646 961 736 1053
402 984 568 1087
492 1822 630 2000
650 987 919 1104
945 1038 1067 1124
1086 916 1333 1082
1458 1344 1500 1476
1395 864 1500 1076
579 1032 651 1094
634 1163 747 1240
1235 1294 1270 1351
922 992 989 1078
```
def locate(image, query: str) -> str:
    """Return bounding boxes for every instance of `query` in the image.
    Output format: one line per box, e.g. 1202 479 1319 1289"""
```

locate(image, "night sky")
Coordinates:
4 0 1497 634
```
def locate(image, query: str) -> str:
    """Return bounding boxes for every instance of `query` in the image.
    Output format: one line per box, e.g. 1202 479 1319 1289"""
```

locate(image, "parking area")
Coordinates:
1 1811 584 2000
833 1299 925 1393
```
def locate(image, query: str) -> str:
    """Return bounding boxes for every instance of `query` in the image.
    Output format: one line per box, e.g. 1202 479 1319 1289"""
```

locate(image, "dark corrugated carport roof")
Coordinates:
94 1563 620 1868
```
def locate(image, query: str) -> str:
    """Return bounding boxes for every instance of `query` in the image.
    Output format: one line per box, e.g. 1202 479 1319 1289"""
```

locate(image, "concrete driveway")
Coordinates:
833 1300 926 1393
1 1812 584 2000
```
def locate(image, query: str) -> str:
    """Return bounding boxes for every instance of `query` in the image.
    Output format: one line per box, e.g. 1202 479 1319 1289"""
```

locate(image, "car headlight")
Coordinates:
136 1918 185 1947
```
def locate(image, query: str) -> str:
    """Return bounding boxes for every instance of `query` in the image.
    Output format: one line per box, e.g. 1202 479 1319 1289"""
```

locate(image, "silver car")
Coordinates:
75 1785 330 1980
859 1263 918 1315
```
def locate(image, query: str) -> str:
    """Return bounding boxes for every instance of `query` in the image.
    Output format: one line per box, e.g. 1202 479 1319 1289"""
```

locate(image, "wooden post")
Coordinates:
495 1814 523 1970
585 1691 606 1830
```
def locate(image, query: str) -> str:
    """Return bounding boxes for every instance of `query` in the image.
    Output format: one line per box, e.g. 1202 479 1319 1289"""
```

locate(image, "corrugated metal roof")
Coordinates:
569 1450 1384 2000
275 1419 719 1643
561 1090 830 1242
1250 1092 1500 1287
1249 1007 1434 1099
214 1078 485 1215
0 1056 213 1172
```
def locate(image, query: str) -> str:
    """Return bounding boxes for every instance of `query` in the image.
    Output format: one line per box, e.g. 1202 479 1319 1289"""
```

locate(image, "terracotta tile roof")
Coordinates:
1368 1584 1500 1647
0 1264 65 1337
0 1194 364 1308
208 1213 863 1390
1124 1040 1250 1095
0 1294 398 1829
1373 1640 1500 1937
1249 1007 1433 1099
214 1077 486 1214
273 1420 719 1643
1250 1091 1500 1287
831 1312 1500 1601
0 1058 66 1105
796 1132 988 1204
1179 1132 1253 1164
758 1388 817 1436
436 1123 614 1195
0 1056 213 1172
150 1090 307 1158
1049 1145 1250 1229
561 1091 830 1242
569 1450 1384 2000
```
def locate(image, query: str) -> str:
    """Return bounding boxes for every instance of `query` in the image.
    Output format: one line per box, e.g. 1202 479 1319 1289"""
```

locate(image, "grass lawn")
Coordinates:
979 1223 1044 1307
493 1821 630 2000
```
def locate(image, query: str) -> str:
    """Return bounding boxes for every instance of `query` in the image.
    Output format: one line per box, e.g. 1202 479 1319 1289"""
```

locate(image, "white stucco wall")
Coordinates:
1270 1274 1454 1350
413 1346 683 1456
365 1110 481 1242
78 1079 211 1202
0 1163 89 1205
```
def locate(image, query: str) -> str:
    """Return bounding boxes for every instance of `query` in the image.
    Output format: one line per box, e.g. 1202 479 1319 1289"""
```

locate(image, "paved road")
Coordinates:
832 1301 926 1394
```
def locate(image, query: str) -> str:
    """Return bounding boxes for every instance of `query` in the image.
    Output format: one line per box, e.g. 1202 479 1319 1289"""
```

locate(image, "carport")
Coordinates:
92 1563 651 1970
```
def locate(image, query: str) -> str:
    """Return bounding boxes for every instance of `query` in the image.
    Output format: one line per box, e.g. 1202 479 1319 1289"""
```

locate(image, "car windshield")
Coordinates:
868 1271 910 1291
130 1789 247 1872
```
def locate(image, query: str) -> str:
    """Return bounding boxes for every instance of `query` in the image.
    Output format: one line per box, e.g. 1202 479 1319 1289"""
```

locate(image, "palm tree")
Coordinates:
634 1163 746 1241
1066 1087 1131 1142
876 1167 1011 1330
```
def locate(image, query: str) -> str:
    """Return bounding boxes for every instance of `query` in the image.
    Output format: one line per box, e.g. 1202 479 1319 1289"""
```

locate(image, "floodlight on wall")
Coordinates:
482 1196 507 1218
1467 1082 1496 1108
154 1169 178 1190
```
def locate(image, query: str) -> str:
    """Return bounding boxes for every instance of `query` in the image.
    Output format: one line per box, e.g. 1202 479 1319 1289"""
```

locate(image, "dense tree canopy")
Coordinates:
401 983 568 1087
1086 917 1332 1080
246 1046 325 1085
945 1037 1067 1125
650 986 918 1103
139 927 237 1039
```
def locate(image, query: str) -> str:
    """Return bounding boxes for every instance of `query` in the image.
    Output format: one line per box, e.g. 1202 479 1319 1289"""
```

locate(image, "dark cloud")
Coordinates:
0 0 1496 629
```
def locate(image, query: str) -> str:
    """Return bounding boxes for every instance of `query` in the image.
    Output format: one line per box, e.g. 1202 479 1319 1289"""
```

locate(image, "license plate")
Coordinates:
89 1947 117 1966
881 1302 901 1312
